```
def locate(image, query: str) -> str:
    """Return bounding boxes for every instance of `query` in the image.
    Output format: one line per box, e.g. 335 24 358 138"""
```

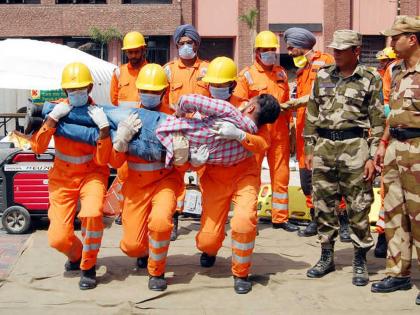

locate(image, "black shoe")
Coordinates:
148 274 167 291
371 276 412 293
64 258 81 271
136 256 148 269
200 252 216 268
298 221 317 237
307 246 335 278
374 233 387 258
352 247 369 286
79 266 97 290
272 221 300 232
114 214 122 225
170 213 179 241
233 276 252 294
338 213 351 243
416 292 420 305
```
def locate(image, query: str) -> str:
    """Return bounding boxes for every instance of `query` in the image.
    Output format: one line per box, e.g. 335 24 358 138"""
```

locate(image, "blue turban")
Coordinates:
173 24 201 45
284 27 316 49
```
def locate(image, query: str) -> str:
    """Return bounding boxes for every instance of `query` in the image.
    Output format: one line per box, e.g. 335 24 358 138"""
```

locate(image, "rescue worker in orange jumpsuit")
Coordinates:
109 64 182 292
374 46 397 258
195 56 275 294
109 31 148 225
282 27 335 237
234 30 300 232
31 62 112 290
163 24 210 240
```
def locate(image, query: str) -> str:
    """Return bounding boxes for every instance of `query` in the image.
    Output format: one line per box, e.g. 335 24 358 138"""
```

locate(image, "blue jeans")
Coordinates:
42 102 168 161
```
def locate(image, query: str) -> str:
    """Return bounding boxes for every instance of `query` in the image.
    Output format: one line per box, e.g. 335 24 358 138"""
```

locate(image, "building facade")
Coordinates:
0 0 419 70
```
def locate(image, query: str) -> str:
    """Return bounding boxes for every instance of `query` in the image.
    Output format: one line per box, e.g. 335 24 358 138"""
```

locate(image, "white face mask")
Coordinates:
178 44 196 60
259 51 276 66
209 86 231 100
140 92 161 109
68 89 88 107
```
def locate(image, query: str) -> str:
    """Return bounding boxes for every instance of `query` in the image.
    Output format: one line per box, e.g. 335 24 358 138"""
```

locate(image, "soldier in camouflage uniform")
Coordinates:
370 16 420 306
303 30 385 286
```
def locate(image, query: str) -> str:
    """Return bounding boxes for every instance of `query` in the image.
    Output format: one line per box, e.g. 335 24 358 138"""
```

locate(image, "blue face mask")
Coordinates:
68 89 88 107
140 93 161 109
178 44 196 60
259 51 276 66
210 86 231 100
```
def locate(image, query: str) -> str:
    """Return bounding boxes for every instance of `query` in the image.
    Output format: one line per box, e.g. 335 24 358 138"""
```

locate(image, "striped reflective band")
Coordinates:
243 70 254 85
149 237 170 249
232 239 255 251
55 150 93 165
272 202 288 210
149 251 167 261
81 228 103 239
127 161 165 172
177 200 184 208
232 253 251 264
83 243 101 251
272 192 288 199
312 60 326 66
118 101 138 108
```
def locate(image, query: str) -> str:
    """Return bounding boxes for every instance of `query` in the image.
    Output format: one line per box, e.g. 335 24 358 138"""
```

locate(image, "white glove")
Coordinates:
190 145 209 167
88 106 109 129
210 121 246 141
113 113 142 152
49 102 72 122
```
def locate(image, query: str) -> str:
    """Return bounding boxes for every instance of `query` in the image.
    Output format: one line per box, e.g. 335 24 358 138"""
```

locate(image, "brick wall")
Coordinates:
323 0 352 53
400 0 420 15
0 2 185 37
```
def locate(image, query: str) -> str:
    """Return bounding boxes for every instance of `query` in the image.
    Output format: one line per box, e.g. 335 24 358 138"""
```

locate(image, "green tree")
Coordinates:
89 27 123 60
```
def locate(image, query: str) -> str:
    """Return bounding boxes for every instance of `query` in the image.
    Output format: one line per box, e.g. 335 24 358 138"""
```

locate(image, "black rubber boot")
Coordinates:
114 213 122 225
79 266 97 290
298 208 317 237
148 274 167 291
136 256 148 269
64 258 81 271
272 221 300 232
338 212 351 243
170 213 179 241
352 247 369 286
233 276 252 294
307 244 335 278
374 233 387 258
200 252 216 268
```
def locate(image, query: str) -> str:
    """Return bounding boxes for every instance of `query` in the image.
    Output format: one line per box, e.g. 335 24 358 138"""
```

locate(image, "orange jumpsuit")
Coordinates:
109 100 181 277
109 60 148 212
31 100 112 271
234 61 291 224
163 58 210 212
196 93 271 277
295 51 334 209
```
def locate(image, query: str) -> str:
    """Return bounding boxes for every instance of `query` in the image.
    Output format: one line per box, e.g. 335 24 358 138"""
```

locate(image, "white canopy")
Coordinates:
0 39 117 104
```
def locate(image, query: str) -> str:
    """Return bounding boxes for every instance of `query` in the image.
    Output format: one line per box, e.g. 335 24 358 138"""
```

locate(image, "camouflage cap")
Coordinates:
381 15 420 36
328 30 362 50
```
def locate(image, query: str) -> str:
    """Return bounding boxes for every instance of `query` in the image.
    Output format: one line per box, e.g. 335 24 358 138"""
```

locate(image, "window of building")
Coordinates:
63 37 108 60
360 35 386 67
55 0 106 4
198 38 234 61
0 0 40 3
121 36 170 65
122 0 171 4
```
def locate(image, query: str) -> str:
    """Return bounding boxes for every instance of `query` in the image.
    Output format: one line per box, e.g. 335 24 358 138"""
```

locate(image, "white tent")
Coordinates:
0 39 117 105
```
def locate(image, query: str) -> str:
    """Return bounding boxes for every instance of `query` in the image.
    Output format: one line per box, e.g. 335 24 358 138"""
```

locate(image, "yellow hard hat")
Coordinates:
136 64 168 91
61 62 93 89
376 47 397 60
255 31 279 49
122 31 146 50
202 57 237 84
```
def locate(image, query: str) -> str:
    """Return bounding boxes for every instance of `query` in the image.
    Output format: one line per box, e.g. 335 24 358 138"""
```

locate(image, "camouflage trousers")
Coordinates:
312 137 374 248
383 138 420 277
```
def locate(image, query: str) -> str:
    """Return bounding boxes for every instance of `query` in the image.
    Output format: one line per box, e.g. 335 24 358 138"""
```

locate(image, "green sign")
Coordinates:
31 89 66 105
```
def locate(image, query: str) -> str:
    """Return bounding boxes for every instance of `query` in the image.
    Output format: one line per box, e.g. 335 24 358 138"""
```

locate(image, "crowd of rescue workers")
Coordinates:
15 15 420 304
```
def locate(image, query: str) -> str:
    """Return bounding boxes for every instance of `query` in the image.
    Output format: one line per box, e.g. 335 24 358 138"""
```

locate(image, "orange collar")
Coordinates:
177 57 203 69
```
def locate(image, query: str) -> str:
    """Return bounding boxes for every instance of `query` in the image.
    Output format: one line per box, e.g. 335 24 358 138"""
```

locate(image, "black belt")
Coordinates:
317 127 365 141
389 127 420 141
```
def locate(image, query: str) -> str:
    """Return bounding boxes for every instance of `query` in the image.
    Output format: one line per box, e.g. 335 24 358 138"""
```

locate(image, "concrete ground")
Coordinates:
0 216 418 315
